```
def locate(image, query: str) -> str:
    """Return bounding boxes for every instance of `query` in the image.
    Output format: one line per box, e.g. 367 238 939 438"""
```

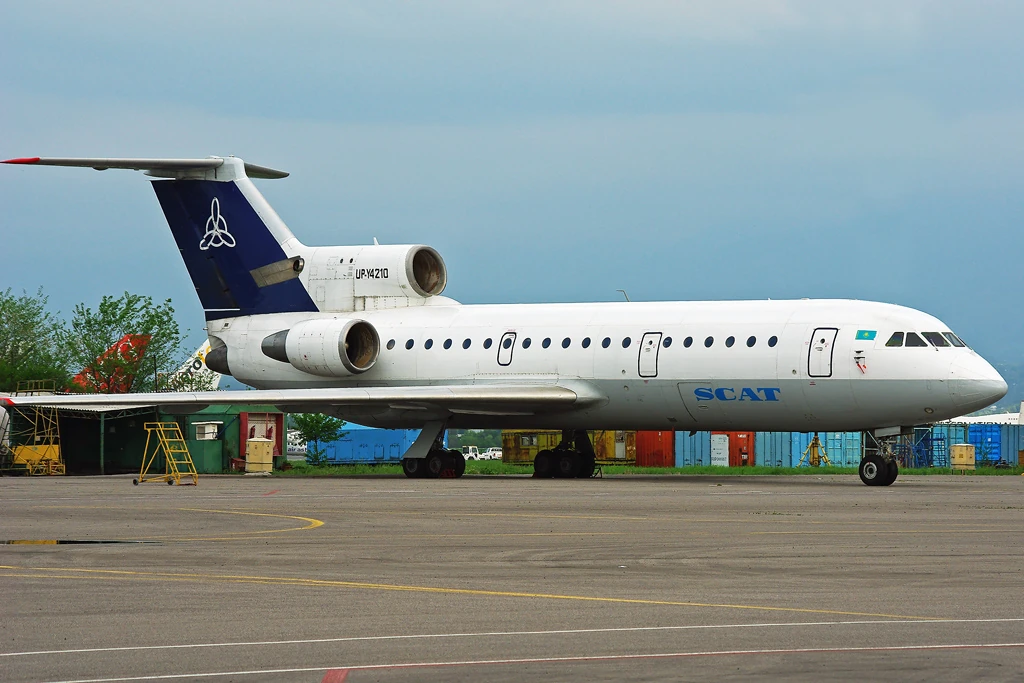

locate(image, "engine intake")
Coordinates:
262 318 380 377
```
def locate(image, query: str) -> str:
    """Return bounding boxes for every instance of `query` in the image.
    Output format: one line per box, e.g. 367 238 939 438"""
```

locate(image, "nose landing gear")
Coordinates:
859 439 899 486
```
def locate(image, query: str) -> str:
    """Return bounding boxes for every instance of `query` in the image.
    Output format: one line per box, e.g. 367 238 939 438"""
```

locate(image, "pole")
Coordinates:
99 413 106 475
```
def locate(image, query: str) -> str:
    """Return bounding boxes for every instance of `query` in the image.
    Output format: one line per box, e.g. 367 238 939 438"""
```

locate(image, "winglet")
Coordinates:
2 157 41 164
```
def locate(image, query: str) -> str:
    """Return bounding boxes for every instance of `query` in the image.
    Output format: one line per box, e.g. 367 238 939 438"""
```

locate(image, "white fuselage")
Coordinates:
208 298 1006 432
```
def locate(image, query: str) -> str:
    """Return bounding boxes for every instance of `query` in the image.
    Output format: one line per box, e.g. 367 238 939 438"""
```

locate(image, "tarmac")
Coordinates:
2 473 1024 682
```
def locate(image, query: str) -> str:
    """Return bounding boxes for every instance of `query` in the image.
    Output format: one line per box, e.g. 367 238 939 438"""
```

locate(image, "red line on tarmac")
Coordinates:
320 669 348 683
262 490 281 496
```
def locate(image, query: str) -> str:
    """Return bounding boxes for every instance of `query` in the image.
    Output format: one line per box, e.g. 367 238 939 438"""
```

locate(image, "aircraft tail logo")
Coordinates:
199 197 235 250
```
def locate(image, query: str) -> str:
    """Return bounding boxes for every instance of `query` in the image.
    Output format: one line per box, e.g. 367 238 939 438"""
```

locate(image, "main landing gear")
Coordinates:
401 421 465 479
402 448 466 479
859 438 898 487
533 430 597 479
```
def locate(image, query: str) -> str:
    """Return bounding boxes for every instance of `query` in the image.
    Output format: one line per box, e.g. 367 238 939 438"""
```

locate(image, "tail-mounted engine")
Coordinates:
261 318 380 377
302 244 447 311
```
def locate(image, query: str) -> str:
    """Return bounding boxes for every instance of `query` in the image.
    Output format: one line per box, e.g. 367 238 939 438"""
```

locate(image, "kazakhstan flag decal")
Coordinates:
855 330 877 340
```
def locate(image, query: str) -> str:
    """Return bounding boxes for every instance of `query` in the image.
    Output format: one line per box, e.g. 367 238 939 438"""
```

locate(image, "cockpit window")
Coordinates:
943 332 967 348
885 332 904 347
905 332 928 347
922 332 950 347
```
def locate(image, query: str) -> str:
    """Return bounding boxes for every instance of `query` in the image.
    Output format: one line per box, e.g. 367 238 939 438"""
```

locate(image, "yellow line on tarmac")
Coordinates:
0 564 934 620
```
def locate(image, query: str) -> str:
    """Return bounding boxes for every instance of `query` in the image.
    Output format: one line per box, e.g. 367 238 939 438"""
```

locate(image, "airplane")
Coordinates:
0 155 1007 486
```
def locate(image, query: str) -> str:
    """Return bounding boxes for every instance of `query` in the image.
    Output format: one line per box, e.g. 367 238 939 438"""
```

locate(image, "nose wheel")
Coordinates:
859 453 898 486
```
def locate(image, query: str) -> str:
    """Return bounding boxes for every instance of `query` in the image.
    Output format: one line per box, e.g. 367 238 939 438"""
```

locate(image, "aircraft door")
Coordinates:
808 327 839 378
638 332 662 378
497 332 517 367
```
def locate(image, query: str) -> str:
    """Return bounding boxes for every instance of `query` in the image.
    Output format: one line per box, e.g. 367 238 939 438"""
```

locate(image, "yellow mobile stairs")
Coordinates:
134 422 198 486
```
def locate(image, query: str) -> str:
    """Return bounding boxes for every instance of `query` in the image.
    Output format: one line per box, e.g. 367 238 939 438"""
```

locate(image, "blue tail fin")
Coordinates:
151 172 318 320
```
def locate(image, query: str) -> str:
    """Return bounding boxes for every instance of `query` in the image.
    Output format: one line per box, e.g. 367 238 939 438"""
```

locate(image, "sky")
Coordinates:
2 1 1022 366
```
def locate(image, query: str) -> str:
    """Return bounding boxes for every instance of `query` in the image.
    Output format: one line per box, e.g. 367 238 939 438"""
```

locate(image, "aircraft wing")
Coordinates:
0 382 605 418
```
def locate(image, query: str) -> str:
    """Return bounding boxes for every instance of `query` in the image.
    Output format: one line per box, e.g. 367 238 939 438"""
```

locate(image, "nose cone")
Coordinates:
949 354 1007 412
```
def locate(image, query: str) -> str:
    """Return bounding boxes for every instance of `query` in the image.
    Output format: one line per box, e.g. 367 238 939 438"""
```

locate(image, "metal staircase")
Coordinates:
134 422 198 486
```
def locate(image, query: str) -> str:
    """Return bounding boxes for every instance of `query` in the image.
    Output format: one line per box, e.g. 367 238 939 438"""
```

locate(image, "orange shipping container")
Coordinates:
635 430 676 467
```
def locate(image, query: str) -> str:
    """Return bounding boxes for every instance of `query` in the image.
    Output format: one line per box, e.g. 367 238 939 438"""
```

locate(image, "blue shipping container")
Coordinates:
968 424 1002 465
1000 425 1022 466
675 431 711 467
755 432 791 467
791 432 862 467
318 425 442 464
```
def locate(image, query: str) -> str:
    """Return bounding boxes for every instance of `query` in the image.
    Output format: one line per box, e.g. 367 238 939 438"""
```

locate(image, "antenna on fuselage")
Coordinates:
616 289 630 302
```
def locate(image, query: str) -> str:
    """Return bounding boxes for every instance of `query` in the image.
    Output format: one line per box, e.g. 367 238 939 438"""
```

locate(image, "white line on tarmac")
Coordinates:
8 618 1024 658
38 641 1024 683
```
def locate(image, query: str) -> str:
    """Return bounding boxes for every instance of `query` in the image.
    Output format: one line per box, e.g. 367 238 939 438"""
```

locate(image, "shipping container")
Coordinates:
755 432 792 467
635 430 676 467
322 425 433 465
791 432 861 467
968 424 1002 465
502 430 635 466
675 431 711 467
711 431 755 467
1000 425 1022 466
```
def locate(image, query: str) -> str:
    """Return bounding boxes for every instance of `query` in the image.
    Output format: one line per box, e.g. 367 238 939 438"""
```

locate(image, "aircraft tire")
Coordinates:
556 452 582 479
425 451 447 478
448 450 466 478
402 458 426 479
882 459 899 486
858 454 887 486
534 450 555 478
577 455 596 478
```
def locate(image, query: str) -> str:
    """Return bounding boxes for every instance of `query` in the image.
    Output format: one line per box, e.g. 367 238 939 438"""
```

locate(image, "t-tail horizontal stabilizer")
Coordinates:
2 156 317 321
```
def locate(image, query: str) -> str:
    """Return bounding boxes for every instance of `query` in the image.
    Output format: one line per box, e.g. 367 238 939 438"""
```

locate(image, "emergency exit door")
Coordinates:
638 332 662 377
808 327 839 378
497 332 517 367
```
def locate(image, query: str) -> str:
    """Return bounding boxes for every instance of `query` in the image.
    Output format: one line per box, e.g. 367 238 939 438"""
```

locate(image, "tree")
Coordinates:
0 288 70 392
61 292 185 394
291 413 347 465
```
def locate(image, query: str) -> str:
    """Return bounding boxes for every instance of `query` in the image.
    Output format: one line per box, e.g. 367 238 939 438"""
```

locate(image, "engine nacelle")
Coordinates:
261 318 380 377
350 245 446 298
302 244 447 311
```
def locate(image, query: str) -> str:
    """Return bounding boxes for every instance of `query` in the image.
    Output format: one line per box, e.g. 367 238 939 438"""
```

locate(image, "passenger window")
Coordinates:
885 332 904 347
523 338 532 349
663 337 672 348
746 336 755 347
622 337 631 348
602 337 611 348
502 337 512 350
923 332 950 347
684 337 693 348
768 336 778 348
704 336 714 348
424 339 433 349
443 339 452 349
562 338 571 348
542 338 551 348
582 337 591 348
484 338 493 349
943 332 966 348
406 339 414 350
905 332 927 347
387 339 396 350
463 339 471 349
725 336 735 348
